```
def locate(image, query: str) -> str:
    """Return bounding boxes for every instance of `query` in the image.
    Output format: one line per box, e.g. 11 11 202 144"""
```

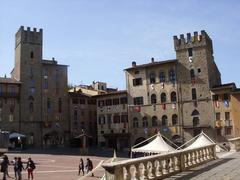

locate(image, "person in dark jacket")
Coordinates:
1 155 9 180
25 157 35 180
78 158 84 176
16 157 24 180
12 157 18 180
85 158 94 177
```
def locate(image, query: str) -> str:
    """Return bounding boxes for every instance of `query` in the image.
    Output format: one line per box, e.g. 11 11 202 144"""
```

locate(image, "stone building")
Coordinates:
95 90 129 150
0 77 21 132
1 26 69 146
68 85 100 146
125 31 222 146
211 83 240 140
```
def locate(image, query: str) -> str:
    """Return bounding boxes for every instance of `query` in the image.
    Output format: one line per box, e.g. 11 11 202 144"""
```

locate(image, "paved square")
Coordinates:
3 151 109 180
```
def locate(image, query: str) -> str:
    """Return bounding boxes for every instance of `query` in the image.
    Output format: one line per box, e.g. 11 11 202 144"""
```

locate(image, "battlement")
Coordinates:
15 26 43 47
173 30 213 51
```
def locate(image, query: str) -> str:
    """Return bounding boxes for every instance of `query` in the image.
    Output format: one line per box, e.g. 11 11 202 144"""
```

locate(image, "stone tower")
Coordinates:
12 26 43 143
174 31 221 140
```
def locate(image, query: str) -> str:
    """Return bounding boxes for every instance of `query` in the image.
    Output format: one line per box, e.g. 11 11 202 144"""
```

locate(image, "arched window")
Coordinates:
193 117 199 126
192 88 197 100
133 117 138 128
151 94 157 104
169 69 176 82
190 69 195 79
159 71 166 82
171 91 177 102
30 51 34 59
162 115 168 126
142 116 148 127
149 72 156 84
161 93 167 103
172 114 178 125
152 116 158 127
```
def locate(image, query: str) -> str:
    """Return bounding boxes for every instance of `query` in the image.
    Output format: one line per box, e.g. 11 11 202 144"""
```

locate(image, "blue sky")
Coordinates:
1 0 240 89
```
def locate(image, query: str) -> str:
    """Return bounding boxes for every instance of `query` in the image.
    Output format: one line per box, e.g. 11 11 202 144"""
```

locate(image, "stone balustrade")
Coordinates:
102 144 216 180
228 137 240 152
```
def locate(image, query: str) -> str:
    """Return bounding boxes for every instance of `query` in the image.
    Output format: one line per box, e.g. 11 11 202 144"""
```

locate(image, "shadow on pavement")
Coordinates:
168 158 234 180
7 147 129 158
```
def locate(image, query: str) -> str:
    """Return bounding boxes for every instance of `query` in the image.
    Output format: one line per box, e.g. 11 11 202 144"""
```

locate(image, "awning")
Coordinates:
9 132 26 139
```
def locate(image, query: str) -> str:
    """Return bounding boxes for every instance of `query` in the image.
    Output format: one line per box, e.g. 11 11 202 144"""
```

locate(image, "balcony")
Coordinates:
0 92 20 98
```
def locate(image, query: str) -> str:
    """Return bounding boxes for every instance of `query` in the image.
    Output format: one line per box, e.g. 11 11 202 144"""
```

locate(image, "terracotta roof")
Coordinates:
211 83 236 91
94 90 127 97
124 59 178 71
0 77 21 84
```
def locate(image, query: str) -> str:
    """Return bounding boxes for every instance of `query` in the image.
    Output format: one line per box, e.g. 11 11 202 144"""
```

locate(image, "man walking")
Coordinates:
78 158 84 176
26 157 35 180
86 158 94 177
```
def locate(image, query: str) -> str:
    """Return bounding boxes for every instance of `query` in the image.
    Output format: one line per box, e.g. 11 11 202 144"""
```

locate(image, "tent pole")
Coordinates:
176 133 201 150
132 133 158 149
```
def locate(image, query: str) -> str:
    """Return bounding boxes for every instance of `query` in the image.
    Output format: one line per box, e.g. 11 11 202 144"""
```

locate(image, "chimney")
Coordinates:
151 57 154 63
132 61 136 67
52 57 55 61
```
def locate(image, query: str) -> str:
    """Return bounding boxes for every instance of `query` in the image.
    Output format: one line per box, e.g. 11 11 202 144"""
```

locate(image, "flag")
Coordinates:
172 103 176 109
214 101 220 108
162 104 166 110
224 100 229 107
134 106 141 112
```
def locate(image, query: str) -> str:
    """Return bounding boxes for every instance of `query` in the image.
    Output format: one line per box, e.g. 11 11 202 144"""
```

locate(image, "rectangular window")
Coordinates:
133 97 143 105
121 114 128 123
216 113 220 120
47 98 51 112
225 112 230 120
44 79 48 89
133 78 142 86
107 114 111 124
72 98 78 104
58 98 62 113
188 48 193 57
225 127 232 135
113 98 119 105
79 99 86 104
98 100 105 107
192 88 197 100
120 97 127 104
113 115 120 123
0 85 2 95
106 99 112 106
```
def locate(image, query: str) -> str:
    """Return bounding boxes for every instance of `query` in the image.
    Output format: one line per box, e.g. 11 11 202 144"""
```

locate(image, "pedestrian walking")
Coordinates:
1 155 9 180
12 157 18 180
78 158 84 176
25 157 35 180
85 158 94 177
16 157 24 180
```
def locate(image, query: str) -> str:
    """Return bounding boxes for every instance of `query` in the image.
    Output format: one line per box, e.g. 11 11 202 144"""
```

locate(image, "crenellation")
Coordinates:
173 30 212 51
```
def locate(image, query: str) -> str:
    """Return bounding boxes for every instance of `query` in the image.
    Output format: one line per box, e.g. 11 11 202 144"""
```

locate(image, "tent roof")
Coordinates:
132 133 175 153
184 132 214 150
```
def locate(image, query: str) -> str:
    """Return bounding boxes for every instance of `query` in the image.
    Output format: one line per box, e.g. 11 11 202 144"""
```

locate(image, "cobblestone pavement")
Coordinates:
166 151 240 180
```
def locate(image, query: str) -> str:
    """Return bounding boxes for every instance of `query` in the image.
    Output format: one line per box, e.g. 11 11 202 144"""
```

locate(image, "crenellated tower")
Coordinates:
174 30 221 140
12 26 43 140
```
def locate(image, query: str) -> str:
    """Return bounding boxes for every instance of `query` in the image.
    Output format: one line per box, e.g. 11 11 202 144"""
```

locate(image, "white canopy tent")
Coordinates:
131 132 177 157
177 131 226 152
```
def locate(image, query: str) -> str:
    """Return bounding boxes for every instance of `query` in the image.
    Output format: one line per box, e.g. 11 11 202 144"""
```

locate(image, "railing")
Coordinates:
102 145 216 180
228 137 240 152
0 92 19 98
